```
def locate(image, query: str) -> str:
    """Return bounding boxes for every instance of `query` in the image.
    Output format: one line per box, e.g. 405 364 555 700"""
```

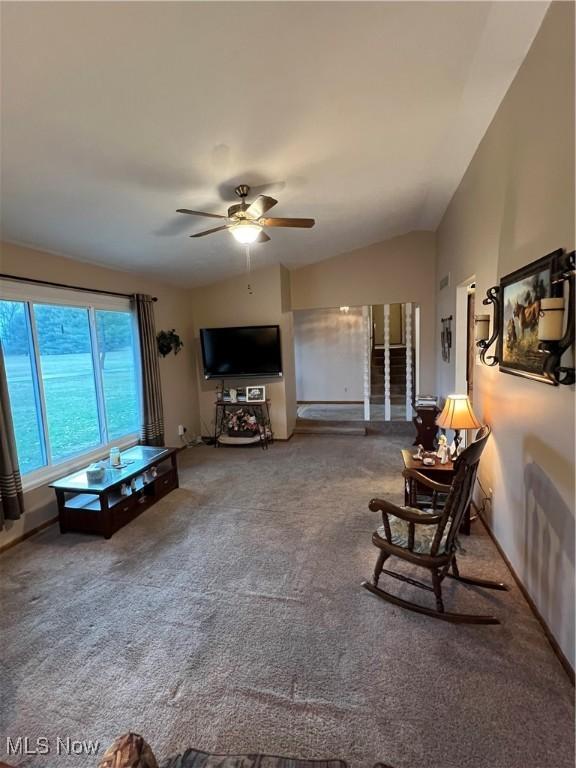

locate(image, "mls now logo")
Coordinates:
6 737 100 756
56 738 100 755
6 738 50 756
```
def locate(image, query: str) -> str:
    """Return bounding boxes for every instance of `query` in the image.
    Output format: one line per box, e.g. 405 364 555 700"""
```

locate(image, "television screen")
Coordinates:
200 325 282 379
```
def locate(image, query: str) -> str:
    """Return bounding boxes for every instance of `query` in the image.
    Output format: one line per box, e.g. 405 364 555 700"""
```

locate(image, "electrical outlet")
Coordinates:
178 424 185 436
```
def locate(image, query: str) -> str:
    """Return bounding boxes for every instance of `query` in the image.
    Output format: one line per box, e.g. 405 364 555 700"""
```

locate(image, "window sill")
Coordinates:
21 435 140 493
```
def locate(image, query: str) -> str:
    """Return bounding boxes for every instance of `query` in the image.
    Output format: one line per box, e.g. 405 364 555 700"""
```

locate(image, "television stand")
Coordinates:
213 400 273 449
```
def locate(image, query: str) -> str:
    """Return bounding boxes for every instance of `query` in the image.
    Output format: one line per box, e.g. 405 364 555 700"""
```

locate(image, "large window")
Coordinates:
0 286 141 478
0 301 46 474
95 310 140 441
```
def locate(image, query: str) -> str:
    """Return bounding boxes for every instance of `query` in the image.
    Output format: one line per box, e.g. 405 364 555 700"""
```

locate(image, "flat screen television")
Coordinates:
200 325 282 379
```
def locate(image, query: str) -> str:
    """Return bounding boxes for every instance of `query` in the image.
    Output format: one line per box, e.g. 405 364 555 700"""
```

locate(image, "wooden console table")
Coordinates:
401 449 471 535
51 445 180 539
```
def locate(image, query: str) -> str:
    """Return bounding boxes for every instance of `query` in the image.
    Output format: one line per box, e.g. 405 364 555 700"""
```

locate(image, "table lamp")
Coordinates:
436 394 481 459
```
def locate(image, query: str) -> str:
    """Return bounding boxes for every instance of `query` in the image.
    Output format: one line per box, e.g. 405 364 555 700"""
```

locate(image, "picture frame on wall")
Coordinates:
497 250 561 385
246 385 266 402
441 316 452 363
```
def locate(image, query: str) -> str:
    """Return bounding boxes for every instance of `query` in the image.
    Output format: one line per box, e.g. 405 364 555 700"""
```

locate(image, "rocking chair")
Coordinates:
362 425 508 624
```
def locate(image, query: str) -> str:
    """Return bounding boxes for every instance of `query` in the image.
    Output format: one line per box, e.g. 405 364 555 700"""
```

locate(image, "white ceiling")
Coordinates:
1 1 548 286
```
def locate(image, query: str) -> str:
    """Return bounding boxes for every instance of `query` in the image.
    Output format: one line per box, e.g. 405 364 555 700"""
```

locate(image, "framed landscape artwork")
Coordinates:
498 251 559 384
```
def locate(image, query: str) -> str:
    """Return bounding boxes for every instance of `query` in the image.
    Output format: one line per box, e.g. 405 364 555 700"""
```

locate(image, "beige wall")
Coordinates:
191 263 296 440
372 304 384 346
294 307 365 402
0 241 200 547
290 231 436 393
373 304 403 346
435 3 575 667
389 303 403 345
280 266 297 437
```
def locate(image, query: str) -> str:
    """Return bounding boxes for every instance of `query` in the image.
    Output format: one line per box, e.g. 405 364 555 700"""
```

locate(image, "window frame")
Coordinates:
0 279 142 491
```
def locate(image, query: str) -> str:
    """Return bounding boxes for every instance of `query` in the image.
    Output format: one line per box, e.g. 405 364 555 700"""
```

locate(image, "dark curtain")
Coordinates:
133 294 165 446
0 346 24 528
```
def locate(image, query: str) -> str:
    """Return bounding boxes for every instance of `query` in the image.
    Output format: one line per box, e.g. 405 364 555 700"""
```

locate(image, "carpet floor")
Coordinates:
296 404 406 422
1 435 574 768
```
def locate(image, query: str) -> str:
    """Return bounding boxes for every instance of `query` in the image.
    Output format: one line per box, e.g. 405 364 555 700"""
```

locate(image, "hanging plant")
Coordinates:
157 329 184 358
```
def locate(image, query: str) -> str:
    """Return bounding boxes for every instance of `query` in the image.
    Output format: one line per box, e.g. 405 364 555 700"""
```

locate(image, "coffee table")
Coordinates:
51 445 180 538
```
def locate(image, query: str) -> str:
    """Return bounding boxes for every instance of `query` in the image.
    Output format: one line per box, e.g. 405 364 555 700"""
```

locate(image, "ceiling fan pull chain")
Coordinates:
246 246 253 295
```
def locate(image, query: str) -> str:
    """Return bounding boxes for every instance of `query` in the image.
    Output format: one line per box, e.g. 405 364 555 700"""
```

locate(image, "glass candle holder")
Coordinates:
538 298 564 341
474 314 490 342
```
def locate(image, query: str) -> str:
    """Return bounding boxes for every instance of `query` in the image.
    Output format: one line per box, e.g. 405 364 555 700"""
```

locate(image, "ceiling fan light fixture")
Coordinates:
177 184 314 241
230 221 262 244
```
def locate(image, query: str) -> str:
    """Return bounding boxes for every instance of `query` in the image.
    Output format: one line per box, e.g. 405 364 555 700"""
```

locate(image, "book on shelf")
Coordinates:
414 394 438 408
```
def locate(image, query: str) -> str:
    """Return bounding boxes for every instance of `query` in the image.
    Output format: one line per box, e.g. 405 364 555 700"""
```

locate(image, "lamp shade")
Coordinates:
436 394 481 430
230 222 262 244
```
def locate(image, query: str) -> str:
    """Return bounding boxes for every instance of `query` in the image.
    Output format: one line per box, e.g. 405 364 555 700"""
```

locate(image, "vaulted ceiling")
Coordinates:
1 2 548 285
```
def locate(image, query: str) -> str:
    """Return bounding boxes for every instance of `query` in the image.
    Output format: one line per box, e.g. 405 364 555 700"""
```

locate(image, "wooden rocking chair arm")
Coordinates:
369 498 443 525
402 468 452 494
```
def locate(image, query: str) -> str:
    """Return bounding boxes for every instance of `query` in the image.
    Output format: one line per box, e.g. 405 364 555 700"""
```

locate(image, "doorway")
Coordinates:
466 288 475 399
455 277 476 399
292 302 420 431
293 305 367 426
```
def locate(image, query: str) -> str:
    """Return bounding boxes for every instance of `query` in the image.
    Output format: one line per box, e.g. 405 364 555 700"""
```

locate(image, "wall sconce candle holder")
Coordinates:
538 250 575 386
475 286 501 366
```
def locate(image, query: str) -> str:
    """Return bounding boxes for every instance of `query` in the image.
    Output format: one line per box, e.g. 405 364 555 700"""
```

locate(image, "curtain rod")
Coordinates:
0 273 158 302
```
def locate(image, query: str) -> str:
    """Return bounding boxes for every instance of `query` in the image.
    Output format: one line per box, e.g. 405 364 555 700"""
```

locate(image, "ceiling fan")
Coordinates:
177 184 315 244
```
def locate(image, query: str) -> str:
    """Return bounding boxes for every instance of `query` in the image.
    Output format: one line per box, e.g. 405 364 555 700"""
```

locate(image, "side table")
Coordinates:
401 448 471 535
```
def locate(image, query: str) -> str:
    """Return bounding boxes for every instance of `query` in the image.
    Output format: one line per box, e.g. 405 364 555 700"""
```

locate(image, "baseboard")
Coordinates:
478 512 575 685
274 434 294 441
201 433 294 442
0 516 58 555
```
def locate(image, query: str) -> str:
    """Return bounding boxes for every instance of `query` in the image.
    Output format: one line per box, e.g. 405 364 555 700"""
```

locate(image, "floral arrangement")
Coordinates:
225 409 260 437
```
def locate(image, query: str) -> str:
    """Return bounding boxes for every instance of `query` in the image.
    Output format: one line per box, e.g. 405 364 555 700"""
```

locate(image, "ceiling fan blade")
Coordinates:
190 225 230 238
256 230 271 243
245 195 278 219
260 217 315 228
177 208 227 219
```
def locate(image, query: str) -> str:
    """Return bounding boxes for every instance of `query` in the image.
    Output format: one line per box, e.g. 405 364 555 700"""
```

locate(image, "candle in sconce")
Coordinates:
538 298 565 341
474 314 490 342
